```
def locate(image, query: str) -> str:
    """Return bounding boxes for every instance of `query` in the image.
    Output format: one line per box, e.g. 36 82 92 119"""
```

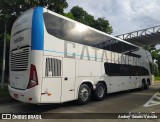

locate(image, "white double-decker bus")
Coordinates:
9 7 153 104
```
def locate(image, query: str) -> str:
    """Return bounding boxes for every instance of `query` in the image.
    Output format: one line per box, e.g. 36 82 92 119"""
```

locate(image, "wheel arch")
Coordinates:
76 80 108 100
96 81 107 93
142 78 146 83
76 80 94 99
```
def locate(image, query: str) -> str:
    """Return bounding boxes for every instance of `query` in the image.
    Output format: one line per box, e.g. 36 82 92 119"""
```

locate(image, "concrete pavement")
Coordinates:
0 83 160 121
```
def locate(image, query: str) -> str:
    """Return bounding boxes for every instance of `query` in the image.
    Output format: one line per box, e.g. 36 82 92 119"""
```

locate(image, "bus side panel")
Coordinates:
61 58 76 102
101 62 111 93
41 78 62 103
41 56 62 103
78 60 101 77
74 60 102 99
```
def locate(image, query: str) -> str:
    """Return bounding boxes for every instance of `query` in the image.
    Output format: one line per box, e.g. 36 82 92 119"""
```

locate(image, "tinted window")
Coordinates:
104 63 120 76
125 52 141 58
120 65 131 76
43 12 138 53
104 63 149 76
43 12 112 46
110 63 120 76
95 39 138 53
95 39 123 53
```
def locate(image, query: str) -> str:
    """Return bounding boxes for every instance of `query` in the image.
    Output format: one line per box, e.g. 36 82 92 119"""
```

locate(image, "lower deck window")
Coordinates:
104 63 149 76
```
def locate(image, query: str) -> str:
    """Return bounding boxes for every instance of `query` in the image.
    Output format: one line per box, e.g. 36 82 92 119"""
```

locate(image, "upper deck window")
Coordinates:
43 12 138 54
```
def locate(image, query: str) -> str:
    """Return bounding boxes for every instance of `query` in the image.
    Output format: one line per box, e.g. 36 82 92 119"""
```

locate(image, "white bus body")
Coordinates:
9 7 153 104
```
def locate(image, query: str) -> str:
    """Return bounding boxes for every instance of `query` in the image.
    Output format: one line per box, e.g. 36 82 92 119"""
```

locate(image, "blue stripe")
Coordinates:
43 49 111 60
44 50 96 58
44 49 84 57
31 7 44 50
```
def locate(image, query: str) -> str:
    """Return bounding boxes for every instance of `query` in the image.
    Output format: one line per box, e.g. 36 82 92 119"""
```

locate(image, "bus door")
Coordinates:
61 58 76 102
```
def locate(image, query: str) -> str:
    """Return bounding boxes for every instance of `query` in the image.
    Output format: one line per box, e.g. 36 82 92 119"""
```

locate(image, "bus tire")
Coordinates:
145 81 149 89
94 82 106 101
140 80 145 90
77 84 91 105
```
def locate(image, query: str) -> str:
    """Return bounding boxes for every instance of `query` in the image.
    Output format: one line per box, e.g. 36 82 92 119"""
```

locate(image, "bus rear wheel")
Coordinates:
94 83 106 101
145 81 150 89
140 80 145 90
77 84 91 105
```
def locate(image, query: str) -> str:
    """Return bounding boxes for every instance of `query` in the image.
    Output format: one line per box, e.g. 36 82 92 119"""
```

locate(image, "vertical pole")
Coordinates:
1 20 6 90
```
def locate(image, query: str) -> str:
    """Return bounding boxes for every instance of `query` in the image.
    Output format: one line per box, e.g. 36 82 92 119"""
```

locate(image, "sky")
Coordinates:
65 0 160 36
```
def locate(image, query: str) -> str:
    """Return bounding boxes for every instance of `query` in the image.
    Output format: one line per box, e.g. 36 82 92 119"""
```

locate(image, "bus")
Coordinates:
9 7 153 104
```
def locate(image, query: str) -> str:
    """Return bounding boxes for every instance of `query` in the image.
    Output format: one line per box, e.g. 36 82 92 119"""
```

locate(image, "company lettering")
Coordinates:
64 41 143 66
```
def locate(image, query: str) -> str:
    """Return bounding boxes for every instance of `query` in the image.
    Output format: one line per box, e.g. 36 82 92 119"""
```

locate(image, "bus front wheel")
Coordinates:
77 84 91 105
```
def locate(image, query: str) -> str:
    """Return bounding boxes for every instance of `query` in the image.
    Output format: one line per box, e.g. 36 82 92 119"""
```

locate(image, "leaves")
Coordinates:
63 12 75 20
47 0 68 14
66 6 113 34
144 46 160 76
0 0 68 77
144 46 160 61
94 17 113 34
0 0 68 34
0 1 114 78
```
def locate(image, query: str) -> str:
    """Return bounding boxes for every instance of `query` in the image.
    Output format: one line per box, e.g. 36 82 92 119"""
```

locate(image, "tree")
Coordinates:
94 17 113 34
144 46 160 76
69 6 113 34
0 0 68 34
47 0 68 14
63 12 75 20
153 62 159 77
0 34 10 79
0 0 68 78
70 6 86 22
70 6 95 26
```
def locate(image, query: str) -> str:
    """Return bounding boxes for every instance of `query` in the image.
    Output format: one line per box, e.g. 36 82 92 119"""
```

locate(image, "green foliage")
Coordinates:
155 77 160 81
0 1 113 78
70 6 86 22
47 0 68 14
153 63 159 77
0 0 68 78
0 0 68 34
144 46 160 61
0 34 10 78
94 17 113 34
0 85 9 97
144 46 160 76
70 6 95 27
67 6 113 34
63 12 75 20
